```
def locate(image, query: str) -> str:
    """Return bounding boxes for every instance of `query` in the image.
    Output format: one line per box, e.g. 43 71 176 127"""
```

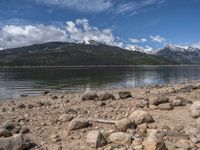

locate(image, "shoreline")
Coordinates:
1 81 200 149
1 64 200 69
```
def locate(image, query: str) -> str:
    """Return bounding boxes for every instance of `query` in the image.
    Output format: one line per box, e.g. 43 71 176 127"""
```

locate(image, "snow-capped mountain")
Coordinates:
157 45 200 64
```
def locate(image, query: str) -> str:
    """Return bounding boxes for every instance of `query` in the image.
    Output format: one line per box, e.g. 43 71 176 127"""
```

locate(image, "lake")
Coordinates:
1 66 200 99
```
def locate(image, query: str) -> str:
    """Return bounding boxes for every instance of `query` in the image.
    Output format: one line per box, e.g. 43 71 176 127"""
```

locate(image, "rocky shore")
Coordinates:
1 81 200 149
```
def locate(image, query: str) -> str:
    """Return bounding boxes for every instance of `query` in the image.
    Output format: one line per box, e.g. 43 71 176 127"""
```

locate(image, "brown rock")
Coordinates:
129 109 154 125
159 103 173 110
68 118 90 131
115 118 135 132
86 130 107 148
81 91 98 100
108 132 132 145
143 134 167 150
149 95 169 105
98 92 115 101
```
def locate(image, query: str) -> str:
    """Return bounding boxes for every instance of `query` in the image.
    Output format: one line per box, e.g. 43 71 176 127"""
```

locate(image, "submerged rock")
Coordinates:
86 130 107 148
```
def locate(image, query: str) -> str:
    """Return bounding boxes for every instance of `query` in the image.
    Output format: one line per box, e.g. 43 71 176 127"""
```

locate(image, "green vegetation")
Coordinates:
0 42 175 66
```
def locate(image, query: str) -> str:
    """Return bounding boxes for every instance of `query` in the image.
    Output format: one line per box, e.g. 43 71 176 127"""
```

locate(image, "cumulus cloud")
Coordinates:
0 25 67 48
126 44 153 53
34 0 112 13
150 35 165 43
66 18 123 47
129 38 147 43
0 18 123 48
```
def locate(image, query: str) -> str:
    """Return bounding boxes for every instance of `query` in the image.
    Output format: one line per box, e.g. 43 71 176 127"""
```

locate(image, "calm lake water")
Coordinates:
1 66 200 99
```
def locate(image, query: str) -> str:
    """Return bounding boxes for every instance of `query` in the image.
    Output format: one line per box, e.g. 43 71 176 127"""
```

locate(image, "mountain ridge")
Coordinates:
0 42 174 66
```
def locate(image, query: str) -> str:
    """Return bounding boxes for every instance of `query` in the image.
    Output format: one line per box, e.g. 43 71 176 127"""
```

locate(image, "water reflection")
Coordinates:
0 66 200 99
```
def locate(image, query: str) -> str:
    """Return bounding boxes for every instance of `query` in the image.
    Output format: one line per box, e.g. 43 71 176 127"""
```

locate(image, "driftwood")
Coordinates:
88 118 116 124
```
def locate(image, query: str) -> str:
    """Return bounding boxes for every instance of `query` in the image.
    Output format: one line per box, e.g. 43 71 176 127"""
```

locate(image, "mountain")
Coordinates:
157 45 200 64
0 42 174 66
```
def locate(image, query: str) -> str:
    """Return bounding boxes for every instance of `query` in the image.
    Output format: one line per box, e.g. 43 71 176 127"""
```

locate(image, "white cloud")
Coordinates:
66 18 123 47
150 35 165 43
115 0 165 15
0 18 123 48
192 42 200 49
129 38 147 43
34 0 112 13
0 25 67 48
126 44 153 53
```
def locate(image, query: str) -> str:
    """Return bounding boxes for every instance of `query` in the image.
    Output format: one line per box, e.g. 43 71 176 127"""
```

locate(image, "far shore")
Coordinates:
1 64 200 68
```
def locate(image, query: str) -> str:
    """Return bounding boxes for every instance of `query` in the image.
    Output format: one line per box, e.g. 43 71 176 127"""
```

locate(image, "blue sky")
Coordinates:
0 0 200 51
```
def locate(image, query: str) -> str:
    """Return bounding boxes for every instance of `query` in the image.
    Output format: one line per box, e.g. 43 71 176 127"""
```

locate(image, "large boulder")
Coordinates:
81 91 98 100
98 92 115 101
86 130 107 148
68 118 90 131
115 118 135 132
108 132 132 145
143 134 168 150
129 110 154 125
119 91 132 99
149 95 169 106
189 101 200 118
0 134 31 150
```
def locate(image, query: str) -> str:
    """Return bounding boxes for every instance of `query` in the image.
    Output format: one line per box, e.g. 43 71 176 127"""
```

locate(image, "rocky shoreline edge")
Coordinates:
1 81 200 149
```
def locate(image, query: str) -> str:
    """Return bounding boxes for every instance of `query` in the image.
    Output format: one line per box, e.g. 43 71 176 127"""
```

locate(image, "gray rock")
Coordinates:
159 103 173 110
81 91 98 100
172 99 183 106
2 121 16 131
58 114 75 122
0 128 12 137
68 118 90 131
98 92 115 101
119 91 132 99
115 118 135 132
0 134 31 150
129 109 154 125
108 132 132 145
86 130 107 148
149 95 169 105
189 101 200 118
64 107 77 115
